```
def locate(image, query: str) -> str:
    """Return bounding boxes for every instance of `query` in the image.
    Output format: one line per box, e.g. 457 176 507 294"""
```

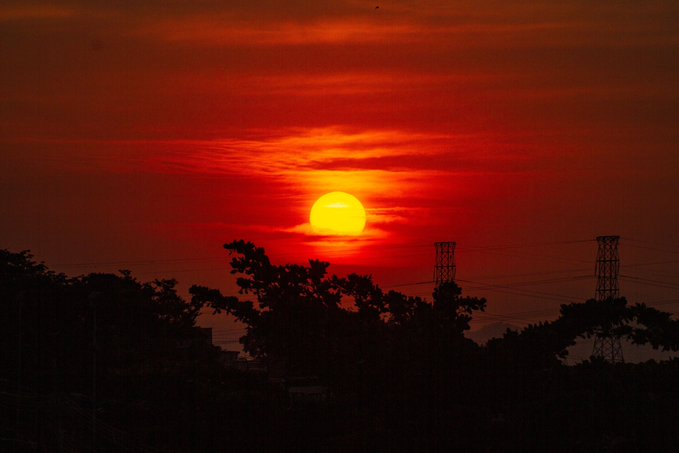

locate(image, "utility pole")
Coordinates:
434 242 456 286
591 235 624 363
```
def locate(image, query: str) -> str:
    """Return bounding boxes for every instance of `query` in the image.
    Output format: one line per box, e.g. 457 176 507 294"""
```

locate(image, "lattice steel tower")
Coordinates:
591 235 624 363
434 242 456 286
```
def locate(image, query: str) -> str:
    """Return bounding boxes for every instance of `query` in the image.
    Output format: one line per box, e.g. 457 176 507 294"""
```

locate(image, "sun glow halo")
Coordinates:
309 192 367 236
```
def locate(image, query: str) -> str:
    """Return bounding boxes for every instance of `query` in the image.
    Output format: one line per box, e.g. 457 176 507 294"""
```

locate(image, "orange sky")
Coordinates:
2 1 679 343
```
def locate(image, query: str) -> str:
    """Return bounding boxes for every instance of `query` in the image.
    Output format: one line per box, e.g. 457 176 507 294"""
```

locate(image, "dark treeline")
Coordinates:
3 241 679 452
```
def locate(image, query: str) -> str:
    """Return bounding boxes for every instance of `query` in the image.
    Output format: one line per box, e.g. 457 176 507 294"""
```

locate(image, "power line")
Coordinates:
459 247 591 267
474 267 591 281
384 271 592 290
623 237 679 255
458 238 594 251
620 275 679 291
622 259 679 268
385 280 433 289
456 277 583 303
471 274 592 289
382 273 591 307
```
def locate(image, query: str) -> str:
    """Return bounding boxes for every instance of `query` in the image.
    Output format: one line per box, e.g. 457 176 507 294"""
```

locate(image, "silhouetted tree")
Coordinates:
487 297 679 370
192 240 350 381
8 244 679 452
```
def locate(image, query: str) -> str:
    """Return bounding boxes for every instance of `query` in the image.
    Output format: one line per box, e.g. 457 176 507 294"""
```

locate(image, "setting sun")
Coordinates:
309 192 367 236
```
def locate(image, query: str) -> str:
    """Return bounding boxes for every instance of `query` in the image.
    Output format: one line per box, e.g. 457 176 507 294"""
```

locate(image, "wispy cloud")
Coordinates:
152 127 447 176
149 126 526 176
133 12 584 49
134 127 534 234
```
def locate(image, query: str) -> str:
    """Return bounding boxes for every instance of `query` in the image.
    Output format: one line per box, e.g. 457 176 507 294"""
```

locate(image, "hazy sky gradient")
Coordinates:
2 1 679 341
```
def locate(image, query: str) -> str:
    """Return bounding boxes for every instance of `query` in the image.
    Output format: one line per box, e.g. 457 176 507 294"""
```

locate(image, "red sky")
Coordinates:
2 1 679 349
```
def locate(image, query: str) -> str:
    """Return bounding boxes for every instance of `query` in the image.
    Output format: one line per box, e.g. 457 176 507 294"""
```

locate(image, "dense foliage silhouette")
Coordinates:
3 243 679 452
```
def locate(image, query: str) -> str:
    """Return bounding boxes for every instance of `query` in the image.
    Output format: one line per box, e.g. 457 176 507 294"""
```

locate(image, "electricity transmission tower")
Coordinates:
434 242 456 286
591 235 624 363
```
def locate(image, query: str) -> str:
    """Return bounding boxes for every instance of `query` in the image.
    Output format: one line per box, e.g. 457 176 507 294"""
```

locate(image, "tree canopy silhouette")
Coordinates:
5 244 679 452
1 249 220 393
190 240 487 385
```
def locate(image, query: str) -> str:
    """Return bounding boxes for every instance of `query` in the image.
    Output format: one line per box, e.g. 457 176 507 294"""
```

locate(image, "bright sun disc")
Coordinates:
310 192 367 236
